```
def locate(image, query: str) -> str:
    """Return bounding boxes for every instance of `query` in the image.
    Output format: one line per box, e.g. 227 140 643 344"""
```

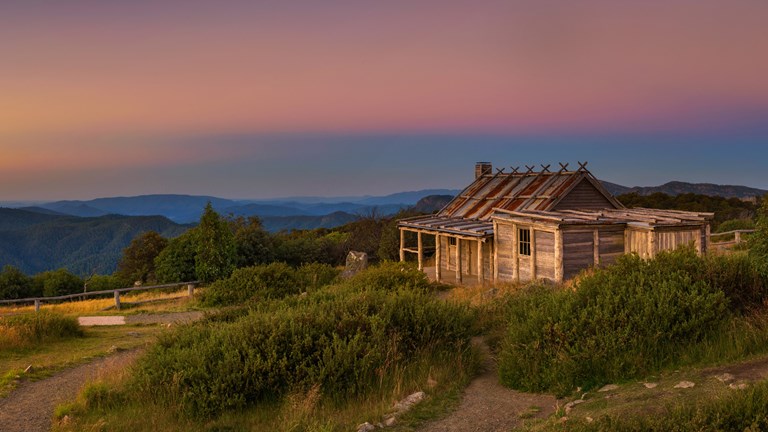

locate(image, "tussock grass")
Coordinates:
0 312 82 350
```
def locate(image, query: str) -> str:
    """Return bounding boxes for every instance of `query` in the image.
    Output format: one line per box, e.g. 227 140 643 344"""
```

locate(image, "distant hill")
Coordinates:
31 190 455 224
0 208 188 275
601 181 766 199
40 195 238 222
260 211 360 232
413 195 454 213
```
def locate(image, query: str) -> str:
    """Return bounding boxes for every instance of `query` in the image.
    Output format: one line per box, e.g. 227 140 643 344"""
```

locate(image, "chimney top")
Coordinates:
475 162 492 179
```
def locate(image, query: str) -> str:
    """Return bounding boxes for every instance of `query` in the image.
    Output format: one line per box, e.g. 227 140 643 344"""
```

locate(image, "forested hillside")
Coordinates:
0 208 188 275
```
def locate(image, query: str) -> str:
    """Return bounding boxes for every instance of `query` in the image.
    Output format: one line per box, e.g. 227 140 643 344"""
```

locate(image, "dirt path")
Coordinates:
420 338 558 432
0 311 204 432
0 350 140 432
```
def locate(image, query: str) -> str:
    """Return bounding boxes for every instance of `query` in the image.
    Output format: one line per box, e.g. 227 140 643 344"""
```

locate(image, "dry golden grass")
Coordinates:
440 281 524 307
0 288 195 317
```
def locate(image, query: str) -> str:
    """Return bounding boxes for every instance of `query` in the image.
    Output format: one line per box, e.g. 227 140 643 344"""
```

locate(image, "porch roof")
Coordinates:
398 215 494 238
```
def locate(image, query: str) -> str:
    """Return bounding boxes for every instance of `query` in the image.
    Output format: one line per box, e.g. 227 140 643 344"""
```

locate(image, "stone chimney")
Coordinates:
475 162 492 179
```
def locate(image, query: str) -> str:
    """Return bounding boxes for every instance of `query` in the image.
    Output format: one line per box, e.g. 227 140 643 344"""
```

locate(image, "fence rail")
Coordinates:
710 229 756 248
0 281 199 311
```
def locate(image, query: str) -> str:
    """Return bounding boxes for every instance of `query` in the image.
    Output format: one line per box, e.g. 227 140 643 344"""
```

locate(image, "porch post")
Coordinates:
435 234 442 282
456 238 462 283
399 229 405 262
477 239 484 285
417 232 423 271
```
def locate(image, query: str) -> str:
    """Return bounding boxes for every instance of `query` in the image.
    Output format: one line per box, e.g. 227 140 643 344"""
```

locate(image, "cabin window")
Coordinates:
518 228 531 256
448 237 457 246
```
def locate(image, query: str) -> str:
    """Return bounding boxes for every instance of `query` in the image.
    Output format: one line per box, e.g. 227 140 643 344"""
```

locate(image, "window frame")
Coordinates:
518 228 531 256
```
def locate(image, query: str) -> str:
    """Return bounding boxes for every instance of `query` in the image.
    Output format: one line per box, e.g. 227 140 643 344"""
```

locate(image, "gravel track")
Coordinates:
0 350 141 432
420 338 558 432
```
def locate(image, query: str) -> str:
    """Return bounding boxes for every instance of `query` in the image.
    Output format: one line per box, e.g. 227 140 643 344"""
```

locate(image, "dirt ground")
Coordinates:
0 350 141 432
420 338 559 432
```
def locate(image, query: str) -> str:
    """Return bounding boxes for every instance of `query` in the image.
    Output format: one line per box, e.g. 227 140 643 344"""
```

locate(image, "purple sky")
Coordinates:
1 1 767 200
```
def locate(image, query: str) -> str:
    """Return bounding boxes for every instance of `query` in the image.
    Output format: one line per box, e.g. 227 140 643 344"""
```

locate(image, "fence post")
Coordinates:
114 291 121 310
34 299 40 312
735 231 742 244
187 283 195 297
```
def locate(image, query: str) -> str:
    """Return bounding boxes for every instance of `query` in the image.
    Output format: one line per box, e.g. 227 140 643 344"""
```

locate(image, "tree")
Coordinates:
231 216 275 267
194 203 236 283
155 230 197 283
34 268 83 297
749 195 768 276
115 231 169 285
0 265 36 300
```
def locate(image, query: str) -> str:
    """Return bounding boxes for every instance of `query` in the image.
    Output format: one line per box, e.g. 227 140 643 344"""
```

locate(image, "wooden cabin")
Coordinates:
398 162 713 284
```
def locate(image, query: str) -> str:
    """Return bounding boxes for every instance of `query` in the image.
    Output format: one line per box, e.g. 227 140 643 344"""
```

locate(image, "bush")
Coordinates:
499 249 729 395
201 262 299 306
133 278 474 418
341 261 430 292
295 263 340 291
702 253 766 313
0 312 82 350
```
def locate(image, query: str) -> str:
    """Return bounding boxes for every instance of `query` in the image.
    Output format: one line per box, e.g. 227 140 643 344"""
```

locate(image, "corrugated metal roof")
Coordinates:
492 208 714 228
438 167 621 220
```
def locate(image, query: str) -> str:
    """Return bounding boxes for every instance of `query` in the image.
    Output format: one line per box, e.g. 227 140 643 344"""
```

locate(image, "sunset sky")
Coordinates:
1 0 767 200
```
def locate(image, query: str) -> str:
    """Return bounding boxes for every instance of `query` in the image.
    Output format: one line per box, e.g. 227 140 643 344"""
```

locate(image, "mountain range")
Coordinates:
0 180 764 276
601 181 766 200
27 189 460 224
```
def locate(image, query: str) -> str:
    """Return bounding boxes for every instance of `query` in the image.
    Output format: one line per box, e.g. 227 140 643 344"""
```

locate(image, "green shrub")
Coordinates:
295 263 340 291
201 262 302 306
702 253 766 313
133 284 474 418
716 218 755 233
499 250 729 395
341 261 430 292
0 312 82 349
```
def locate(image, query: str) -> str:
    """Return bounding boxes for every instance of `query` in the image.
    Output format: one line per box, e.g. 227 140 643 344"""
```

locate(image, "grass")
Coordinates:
0 288 199 316
0 324 163 398
521 359 768 431
52 343 480 432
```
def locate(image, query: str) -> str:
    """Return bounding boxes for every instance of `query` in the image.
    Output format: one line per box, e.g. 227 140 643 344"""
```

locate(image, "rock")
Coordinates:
393 391 426 413
356 422 376 432
598 384 619 392
715 373 735 383
729 382 749 390
674 381 695 389
342 251 368 278
108 345 126 354
383 416 397 427
643 382 658 389
585 416 594 423
564 399 585 414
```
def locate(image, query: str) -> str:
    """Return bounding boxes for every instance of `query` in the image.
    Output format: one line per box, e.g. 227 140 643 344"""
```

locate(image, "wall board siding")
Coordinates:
535 230 555 281
496 223 515 281
598 230 625 266
563 231 595 280
627 229 650 258
553 179 616 210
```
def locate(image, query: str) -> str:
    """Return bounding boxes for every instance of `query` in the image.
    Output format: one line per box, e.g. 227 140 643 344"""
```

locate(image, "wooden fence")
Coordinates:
0 281 199 312
710 229 756 249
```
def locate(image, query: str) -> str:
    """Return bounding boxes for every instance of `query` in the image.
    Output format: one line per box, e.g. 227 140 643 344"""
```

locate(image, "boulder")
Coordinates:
342 251 368 278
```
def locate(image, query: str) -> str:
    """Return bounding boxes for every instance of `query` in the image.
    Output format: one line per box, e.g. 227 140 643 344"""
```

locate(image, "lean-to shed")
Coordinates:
398 162 713 284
